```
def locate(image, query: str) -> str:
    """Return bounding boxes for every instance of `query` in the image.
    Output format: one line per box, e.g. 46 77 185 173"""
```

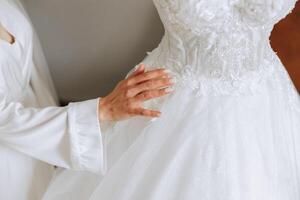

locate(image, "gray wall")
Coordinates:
23 0 164 102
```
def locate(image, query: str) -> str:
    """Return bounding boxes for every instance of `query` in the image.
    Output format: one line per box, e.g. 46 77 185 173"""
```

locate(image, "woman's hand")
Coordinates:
99 64 174 122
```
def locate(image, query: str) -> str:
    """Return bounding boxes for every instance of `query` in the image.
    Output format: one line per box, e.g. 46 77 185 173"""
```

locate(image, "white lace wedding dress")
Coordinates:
44 0 300 199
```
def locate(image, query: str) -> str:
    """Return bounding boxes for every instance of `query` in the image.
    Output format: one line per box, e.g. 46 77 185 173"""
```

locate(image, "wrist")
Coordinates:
98 97 111 122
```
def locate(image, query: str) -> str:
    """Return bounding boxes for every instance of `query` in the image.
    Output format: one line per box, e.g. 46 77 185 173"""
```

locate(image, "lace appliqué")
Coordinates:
150 0 299 101
165 60 275 97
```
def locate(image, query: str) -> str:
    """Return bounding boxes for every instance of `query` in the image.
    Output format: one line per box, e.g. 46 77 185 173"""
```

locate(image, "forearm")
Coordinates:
0 98 106 174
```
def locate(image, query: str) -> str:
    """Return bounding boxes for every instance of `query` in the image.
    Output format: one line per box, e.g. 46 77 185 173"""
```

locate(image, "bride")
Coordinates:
44 0 300 200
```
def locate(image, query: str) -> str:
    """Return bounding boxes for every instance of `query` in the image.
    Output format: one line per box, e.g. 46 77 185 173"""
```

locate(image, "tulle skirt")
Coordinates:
43 70 300 200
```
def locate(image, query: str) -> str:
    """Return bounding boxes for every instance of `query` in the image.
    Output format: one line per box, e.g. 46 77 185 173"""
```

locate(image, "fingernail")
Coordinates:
137 64 145 70
164 69 172 74
165 88 174 93
163 75 171 79
171 78 177 84
150 118 158 122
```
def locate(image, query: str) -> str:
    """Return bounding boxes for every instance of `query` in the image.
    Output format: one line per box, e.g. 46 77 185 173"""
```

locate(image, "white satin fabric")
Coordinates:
44 0 300 200
0 1 105 199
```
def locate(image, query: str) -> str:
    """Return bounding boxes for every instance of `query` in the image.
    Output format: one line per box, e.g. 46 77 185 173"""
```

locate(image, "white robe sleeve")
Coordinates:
0 0 107 174
0 95 106 175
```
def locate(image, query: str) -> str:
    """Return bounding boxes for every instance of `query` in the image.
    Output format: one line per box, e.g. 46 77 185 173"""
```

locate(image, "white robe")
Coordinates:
0 0 106 199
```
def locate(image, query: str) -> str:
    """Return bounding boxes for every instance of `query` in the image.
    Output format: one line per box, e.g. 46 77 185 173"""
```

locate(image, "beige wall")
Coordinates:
23 0 164 103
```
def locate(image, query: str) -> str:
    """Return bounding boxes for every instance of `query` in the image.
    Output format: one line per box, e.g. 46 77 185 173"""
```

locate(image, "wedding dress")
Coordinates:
44 0 300 199
0 1 105 199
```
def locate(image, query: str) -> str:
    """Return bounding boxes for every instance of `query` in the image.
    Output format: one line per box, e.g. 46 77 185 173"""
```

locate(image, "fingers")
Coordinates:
117 65 174 120
126 68 169 86
131 108 161 118
135 88 173 102
128 64 146 78
128 88 173 118
129 77 173 96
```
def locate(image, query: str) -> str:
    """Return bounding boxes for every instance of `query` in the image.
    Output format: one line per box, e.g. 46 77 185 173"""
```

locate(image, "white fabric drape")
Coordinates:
0 0 106 199
43 0 300 199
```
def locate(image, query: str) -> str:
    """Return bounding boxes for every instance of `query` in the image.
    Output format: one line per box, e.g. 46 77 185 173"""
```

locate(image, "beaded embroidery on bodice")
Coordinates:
149 0 297 96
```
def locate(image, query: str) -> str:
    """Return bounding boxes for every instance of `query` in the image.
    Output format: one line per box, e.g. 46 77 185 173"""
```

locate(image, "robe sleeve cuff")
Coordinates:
68 98 107 174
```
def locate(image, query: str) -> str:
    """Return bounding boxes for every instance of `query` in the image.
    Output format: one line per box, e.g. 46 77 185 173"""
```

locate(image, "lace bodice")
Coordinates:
147 0 298 97
155 0 296 29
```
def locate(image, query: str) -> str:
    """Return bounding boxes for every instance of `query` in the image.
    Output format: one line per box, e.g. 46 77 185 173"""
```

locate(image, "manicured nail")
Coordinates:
171 78 177 84
163 74 171 79
138 64 145 69
165 88 174 93
150 117 158 122
164 69 172 74
134 65 140 71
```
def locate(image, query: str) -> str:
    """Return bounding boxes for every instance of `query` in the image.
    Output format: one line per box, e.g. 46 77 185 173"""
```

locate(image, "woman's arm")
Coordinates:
0 64 172 174
0 96 105 174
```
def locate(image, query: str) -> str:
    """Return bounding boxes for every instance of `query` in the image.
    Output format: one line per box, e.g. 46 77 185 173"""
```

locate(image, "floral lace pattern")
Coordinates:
146 0 298 100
